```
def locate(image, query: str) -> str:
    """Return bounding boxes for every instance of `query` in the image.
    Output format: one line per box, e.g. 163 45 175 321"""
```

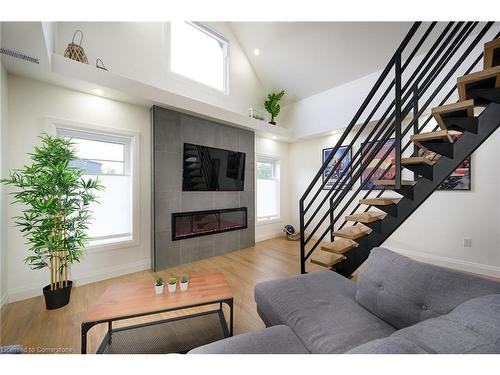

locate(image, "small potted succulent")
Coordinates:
180 275 189 291
167 277 177 293
154 277 164 294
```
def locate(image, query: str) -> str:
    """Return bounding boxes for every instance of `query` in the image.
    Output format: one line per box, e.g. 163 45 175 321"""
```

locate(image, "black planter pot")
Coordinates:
42 281 73 310
269 121 276 125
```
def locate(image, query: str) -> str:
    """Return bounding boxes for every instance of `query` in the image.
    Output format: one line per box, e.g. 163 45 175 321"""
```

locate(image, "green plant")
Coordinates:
180 275 189 283
264 90 285 124
0 133 103 291
155 277 164 286
168 277 177 285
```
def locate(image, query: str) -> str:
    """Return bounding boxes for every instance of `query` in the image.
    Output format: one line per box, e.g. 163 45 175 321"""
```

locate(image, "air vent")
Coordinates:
0 48 39 64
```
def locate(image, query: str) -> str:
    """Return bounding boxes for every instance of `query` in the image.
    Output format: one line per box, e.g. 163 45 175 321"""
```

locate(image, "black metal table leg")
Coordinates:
228 298 234 336
81 322 93 354
108 321 113 344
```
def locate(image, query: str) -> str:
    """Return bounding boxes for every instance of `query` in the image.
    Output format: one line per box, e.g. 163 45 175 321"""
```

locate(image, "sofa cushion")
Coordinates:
254 271 396 353
356 247 500 329
347 336 429 354
188 325 309 354
349 294 500 354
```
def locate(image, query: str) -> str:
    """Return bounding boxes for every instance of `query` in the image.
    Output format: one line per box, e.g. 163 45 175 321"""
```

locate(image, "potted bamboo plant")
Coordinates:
264 90 285 125
1 133 103 310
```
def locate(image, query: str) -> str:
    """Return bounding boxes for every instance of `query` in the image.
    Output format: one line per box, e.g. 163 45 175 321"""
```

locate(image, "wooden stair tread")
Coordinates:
402 156 435 166
484 38 500 69
484 38 500 51
373 179 416 186
457 66 500 101
410 130 453 143
345 211 386 223
321 238 358 254
359 197 399 206
332 223 372 240
431 100 475 130
432 100 475 114
310 251 346 268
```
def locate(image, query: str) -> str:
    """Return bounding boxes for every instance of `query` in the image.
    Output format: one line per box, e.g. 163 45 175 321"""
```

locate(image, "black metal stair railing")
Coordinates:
299 21 497 274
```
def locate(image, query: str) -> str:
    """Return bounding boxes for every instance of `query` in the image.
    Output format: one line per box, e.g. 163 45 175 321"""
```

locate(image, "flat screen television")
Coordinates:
182 143 246 191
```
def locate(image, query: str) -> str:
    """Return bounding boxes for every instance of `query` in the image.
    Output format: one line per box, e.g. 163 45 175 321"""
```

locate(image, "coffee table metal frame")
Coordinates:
81 298 233 354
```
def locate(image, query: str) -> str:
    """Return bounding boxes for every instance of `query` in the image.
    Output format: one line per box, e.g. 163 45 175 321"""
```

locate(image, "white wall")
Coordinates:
55 22 264 116
384 131 500 276
5 75 151 302
281 70 380 138
255 137 291 242
288 128 500 277
0 52 9 308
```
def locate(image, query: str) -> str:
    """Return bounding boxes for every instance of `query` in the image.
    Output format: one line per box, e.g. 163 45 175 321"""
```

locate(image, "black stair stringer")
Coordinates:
403 163 434 180
443 116 479 134
334 101 500 277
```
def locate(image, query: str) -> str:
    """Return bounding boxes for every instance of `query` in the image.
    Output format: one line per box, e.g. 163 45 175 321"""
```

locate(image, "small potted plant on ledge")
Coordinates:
180 275 189 291
1 134 103 310
167 277 177 293
264 89 285 125
154 277 164 294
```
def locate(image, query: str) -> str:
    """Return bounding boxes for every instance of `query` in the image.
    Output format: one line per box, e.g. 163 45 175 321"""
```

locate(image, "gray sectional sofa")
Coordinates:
190 247 500 354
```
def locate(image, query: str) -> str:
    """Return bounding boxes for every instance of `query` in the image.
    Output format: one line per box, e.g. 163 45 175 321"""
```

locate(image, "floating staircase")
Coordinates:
300 22 500 277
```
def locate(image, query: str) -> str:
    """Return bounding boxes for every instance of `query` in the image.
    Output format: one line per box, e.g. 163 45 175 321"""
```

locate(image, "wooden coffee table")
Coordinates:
81 272 234 354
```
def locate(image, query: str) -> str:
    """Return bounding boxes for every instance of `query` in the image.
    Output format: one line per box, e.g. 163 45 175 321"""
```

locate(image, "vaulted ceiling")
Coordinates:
229 22 413 104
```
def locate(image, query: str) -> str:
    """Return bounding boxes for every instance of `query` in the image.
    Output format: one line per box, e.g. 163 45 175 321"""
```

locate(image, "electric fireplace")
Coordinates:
172 207 247 241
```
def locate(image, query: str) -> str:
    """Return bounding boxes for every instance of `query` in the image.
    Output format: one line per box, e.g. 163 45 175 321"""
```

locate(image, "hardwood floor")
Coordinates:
0 237 321 354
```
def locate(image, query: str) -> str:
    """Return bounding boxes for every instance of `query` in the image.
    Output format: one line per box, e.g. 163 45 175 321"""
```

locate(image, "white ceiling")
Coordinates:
229 22 413 104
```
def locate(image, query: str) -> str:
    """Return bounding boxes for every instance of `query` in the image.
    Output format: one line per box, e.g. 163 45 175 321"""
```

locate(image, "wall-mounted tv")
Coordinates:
182 143 246 191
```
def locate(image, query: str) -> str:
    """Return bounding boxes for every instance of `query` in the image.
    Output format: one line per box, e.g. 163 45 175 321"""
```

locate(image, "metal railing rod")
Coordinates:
417 22 477 96
299 23 421 206
304 124 399 259
394 54 402 190
301 22 495 270
400 22 455 94
304 23 443 214
304 116 398 247
401 22 438 72
328 22 493 231
305 23 468 216
303 106 396 229
331 27 494 236
307 21 493 249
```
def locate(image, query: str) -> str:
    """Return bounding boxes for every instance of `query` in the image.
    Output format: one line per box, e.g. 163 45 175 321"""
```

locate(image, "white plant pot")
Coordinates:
167 283 177 293
180 281 189 291
154 284 164 294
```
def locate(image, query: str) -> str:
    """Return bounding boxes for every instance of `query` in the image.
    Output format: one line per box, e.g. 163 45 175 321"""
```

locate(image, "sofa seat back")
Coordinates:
355 247 500 329
348 294 500 354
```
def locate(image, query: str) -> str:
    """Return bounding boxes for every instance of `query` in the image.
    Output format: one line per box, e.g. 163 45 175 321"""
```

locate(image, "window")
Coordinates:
170 21 229 93
256 157 280 221
57 128 133 246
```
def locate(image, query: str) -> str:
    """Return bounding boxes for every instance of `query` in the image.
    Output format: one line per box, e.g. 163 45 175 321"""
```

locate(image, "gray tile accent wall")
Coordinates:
151 106 255 271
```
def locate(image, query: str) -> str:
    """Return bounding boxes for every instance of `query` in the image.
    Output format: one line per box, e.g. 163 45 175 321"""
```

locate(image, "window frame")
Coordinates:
256 155 281 223
168 21 230 95
46 118 140 252
56 128 132 177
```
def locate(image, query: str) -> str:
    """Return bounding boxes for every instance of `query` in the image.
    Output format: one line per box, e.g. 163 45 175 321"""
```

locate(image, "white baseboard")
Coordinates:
388 247 500 278
7 258 151 304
